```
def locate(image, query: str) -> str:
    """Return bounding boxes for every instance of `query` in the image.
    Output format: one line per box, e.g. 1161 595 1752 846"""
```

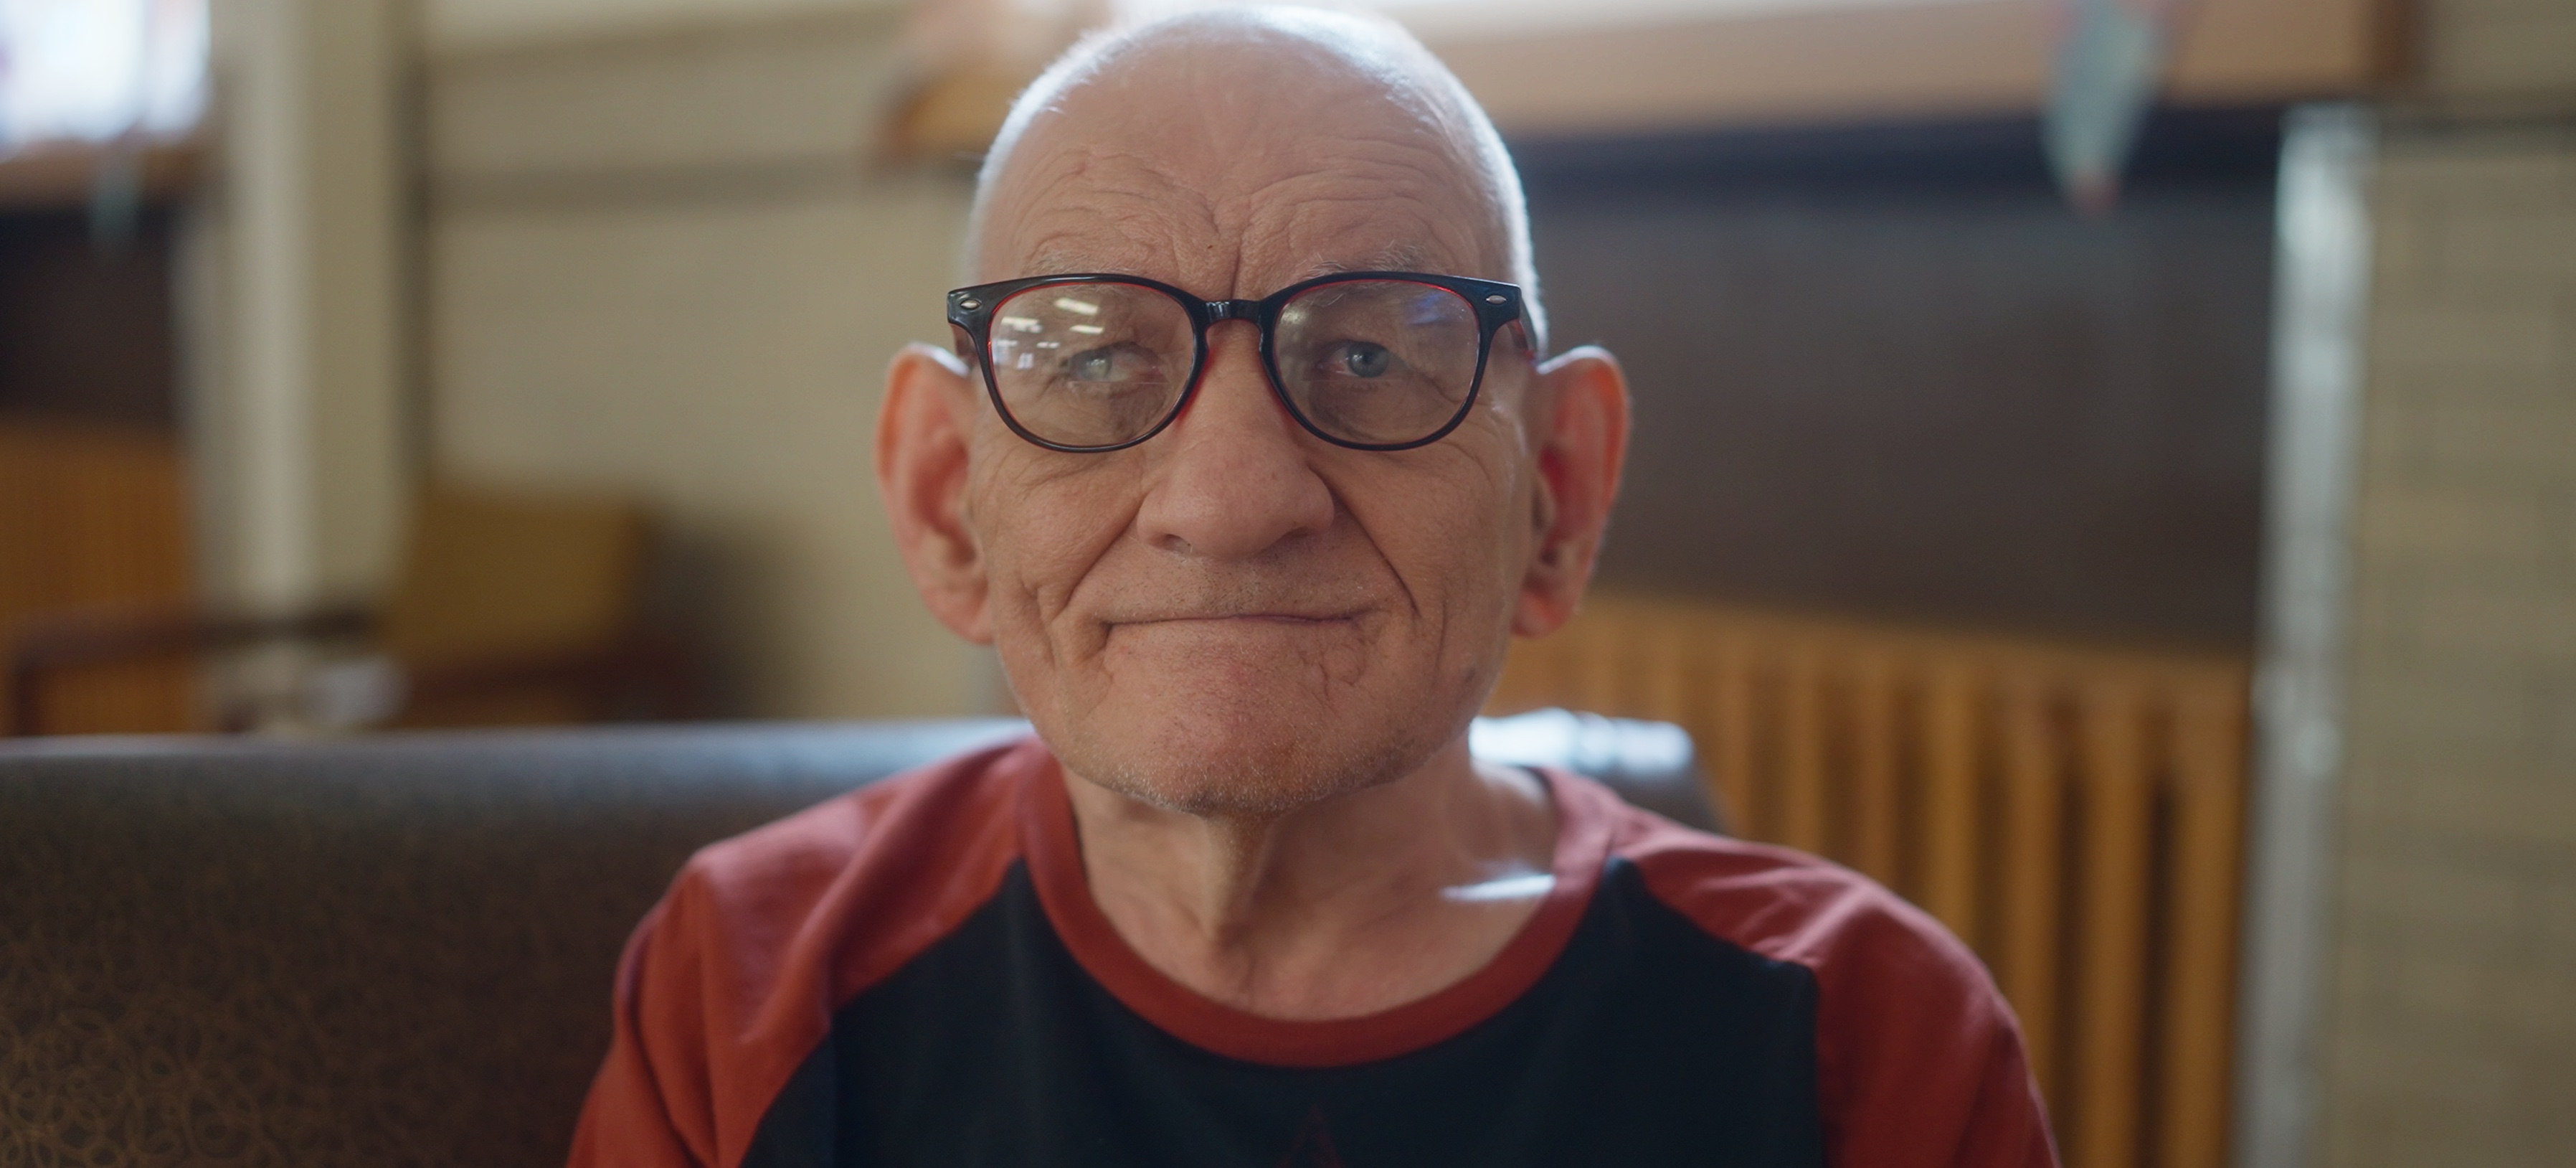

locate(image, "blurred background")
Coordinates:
0 0 2567 1165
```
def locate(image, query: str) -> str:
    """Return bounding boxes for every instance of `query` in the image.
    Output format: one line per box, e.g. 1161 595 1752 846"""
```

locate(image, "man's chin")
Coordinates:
1049 705 1430 819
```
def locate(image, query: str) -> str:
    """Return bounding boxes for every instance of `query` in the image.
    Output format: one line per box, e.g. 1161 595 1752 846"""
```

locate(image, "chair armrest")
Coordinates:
6 604 376 735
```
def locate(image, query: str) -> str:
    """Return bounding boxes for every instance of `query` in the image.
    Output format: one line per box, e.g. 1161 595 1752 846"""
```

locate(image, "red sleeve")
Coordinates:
1789 878 2056 1168
1620 809 2058 1168
568 880 719 1168
565 739 1037 1168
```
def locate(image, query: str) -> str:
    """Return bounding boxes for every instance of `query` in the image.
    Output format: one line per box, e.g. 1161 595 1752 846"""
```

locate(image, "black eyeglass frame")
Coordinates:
946 270 1527 453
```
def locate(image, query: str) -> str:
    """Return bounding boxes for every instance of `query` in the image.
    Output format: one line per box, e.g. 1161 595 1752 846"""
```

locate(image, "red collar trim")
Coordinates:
1015 751 1614 1068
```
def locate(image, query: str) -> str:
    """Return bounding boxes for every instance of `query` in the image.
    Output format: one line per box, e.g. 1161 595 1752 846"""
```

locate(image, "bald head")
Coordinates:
966 7 1546 350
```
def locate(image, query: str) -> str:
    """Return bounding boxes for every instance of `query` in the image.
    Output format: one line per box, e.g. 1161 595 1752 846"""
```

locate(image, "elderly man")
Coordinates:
571 9 2052 1167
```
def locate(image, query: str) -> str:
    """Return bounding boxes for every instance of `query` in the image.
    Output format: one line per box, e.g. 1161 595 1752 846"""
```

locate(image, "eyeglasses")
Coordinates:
946 271 1526 453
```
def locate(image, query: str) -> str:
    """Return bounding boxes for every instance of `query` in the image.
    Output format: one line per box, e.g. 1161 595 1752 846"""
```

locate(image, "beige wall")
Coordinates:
422 13 985 717
427 0 895 52
2317 1 2576 1163
2412 0 2576 98
2322 138 2576 1164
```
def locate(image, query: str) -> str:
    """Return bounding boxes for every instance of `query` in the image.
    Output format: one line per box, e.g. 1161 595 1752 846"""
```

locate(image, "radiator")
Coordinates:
1487 594 2250 1168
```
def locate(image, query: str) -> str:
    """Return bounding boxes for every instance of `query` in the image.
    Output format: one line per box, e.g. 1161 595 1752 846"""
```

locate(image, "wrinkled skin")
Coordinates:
877 10 1630 1019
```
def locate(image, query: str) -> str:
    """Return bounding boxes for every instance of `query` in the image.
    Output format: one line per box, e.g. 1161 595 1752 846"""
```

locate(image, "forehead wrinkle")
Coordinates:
1222 179 1489 291
1163 89 1486 232
1012 202 1223 288
1267 194 1490 275
1232 142 1495 256
987 146 1215 280
998 141 1492 296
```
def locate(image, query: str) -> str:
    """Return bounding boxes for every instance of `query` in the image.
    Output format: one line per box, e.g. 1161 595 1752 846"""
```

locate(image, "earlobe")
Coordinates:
879 342 995 643
1512 345 1631 639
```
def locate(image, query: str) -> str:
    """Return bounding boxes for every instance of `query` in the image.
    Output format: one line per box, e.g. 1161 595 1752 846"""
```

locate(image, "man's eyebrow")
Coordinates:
1297 243 1439 282
1022 246 1117 277
1017 232 1175 276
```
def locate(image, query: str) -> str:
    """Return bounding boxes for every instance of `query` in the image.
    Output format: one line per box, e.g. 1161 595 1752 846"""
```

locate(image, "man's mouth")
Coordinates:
1112 611 1362 628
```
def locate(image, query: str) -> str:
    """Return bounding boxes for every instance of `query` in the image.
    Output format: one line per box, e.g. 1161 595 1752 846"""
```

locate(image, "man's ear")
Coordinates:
1514 344 1631 639
878 342 995 643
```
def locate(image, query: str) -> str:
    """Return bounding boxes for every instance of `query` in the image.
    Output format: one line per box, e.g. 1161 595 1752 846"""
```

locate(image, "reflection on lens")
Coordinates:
1275 280 1478 446
988 283 1194 449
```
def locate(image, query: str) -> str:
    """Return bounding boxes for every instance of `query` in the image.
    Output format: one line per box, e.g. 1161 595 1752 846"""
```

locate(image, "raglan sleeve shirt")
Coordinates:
1622 815 2057 1168
567 740 2058 1168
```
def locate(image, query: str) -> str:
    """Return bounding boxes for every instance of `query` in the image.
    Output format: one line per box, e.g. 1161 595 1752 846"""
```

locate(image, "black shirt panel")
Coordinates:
743 856 1823 1168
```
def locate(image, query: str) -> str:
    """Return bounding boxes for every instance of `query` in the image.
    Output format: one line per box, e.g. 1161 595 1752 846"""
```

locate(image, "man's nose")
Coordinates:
1134 323 1335 560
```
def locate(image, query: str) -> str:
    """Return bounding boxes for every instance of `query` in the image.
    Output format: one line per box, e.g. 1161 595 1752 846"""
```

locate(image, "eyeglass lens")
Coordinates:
985 278 1482 449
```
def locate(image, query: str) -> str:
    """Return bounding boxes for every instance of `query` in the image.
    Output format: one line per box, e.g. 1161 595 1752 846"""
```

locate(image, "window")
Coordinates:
0 0 207 154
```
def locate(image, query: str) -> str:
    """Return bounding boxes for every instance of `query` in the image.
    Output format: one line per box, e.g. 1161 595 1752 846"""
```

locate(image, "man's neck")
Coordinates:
1063 738 1560 1020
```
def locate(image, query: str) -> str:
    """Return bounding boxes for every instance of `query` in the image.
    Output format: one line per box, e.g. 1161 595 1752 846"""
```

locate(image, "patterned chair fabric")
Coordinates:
0 716 1707 1168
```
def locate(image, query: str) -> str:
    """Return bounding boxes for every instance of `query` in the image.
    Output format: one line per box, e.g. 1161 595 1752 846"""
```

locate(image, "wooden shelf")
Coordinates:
1439 0 2405 138
0 139 204 213
883 0 2403 157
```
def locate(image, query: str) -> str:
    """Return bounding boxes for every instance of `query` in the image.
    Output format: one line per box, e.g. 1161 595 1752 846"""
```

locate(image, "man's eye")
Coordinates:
1064 344 1155 382
1069 349 1117 381
1328 342 1395 379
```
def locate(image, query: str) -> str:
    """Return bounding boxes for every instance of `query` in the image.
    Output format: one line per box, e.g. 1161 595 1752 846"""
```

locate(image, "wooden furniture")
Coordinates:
5 484 691 736
1430 0 2402 138
881 0 2403 158
0 140 200 213
1488 594 2251 1168
0 420 196 734
369 484 669 728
